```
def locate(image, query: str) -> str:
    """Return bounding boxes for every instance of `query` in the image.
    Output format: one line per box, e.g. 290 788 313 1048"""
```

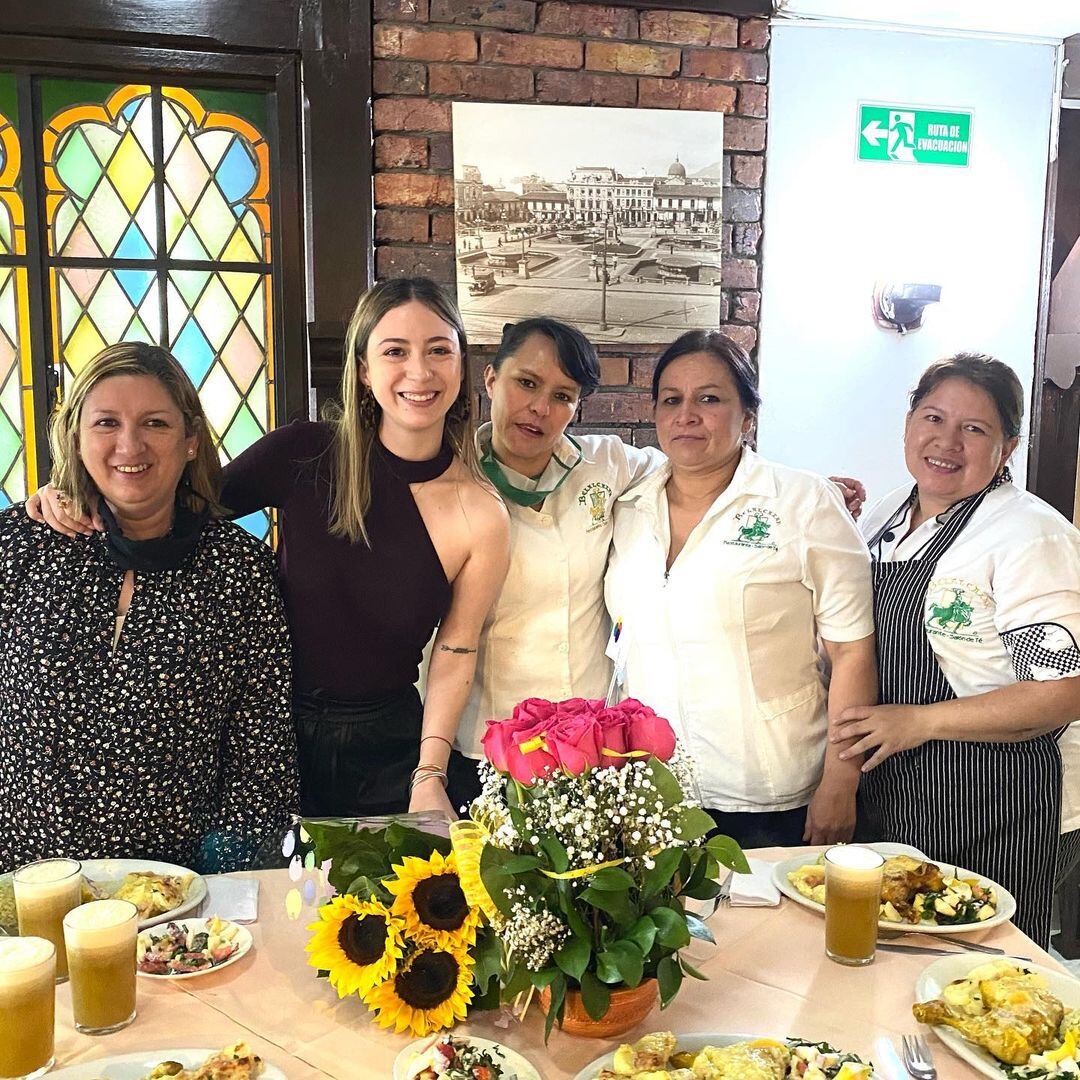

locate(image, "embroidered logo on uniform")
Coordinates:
578 482 612 532
924 578 988 643
724 507 780 551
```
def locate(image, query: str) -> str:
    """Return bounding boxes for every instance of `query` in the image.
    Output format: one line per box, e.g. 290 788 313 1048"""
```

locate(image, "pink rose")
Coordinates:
596 708 629 768
546 715 604 775
481 700 559 785
554 697 605 718
618 699 677 762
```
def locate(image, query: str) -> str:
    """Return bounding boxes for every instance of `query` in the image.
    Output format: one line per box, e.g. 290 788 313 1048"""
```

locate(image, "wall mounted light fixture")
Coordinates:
872 281 942 334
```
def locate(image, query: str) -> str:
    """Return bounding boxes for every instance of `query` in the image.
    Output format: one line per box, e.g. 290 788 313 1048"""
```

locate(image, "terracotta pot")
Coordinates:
539 978 658 1038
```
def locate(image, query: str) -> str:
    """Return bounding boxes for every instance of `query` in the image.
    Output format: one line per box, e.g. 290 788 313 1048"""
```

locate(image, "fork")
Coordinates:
716 871 734 906
902 1034 938 1080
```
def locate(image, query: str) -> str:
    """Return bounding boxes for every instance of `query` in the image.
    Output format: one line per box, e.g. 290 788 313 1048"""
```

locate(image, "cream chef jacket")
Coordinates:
453 425 664 759
605 448 875 813
861 481 1080 831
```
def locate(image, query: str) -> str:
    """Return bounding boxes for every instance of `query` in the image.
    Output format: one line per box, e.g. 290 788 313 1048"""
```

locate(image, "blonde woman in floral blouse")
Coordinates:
0 342 298 874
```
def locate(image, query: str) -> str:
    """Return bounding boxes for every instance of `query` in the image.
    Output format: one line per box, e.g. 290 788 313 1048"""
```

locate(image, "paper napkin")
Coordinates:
729 857 781 907
201 876 260 923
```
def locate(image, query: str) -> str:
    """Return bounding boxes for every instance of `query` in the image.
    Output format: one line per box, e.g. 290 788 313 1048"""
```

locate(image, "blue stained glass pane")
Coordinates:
116 222 153 260
121 99 140 121
235 510 268 540
173 319 215 386
0 491 9 509
216 140 257 204
115 268 154 305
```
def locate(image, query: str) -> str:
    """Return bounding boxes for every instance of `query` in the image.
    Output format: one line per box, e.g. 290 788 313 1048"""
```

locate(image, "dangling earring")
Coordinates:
358 387 380 428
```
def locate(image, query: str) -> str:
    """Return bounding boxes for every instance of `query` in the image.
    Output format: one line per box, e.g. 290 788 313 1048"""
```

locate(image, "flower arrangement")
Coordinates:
462 696 748 1038
302 822 500 1037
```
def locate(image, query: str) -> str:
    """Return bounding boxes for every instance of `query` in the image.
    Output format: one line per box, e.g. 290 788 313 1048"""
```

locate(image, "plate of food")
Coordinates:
47 1043 281 1080
772 843 1016 934
393 1035 541 1080
80 858 207 929
571 1031 876 1080
137 916 252 979
913 955 1080 1080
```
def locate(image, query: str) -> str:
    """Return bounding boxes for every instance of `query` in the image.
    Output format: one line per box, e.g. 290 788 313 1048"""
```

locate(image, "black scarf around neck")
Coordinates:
98 497 210 572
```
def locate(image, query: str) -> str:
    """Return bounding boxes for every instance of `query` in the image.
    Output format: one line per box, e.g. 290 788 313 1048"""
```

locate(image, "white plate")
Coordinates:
80 858 207 930
914 954 1080 1080
393 1036 541 1080
49 1048 285 1080
137 917 253 980
771 843 1017 934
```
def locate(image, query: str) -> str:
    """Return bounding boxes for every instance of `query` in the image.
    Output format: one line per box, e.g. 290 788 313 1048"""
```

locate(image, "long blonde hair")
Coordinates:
49 342 225 521
327 277 482 544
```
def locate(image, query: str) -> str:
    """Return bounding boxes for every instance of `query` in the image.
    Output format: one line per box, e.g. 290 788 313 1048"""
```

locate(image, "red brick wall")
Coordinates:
372 0 769 445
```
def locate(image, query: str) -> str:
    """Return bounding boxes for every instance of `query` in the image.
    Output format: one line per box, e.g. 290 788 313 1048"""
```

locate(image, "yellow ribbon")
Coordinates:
539 857 626 880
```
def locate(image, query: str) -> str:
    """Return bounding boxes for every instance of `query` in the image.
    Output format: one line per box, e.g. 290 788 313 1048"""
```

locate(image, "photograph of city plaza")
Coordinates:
452 102 726 344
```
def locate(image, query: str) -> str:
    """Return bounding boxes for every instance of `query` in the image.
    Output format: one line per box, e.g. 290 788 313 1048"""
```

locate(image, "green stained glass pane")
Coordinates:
0 73 17 128
124 317 154 345
86 271 137 342
170 268 209 310
56 128 101 201
192 273 239 349
41 79 119 126
172 224 210 261
0 268 31 504
191 185 237 260
57 273 81 333
53 200 77 253
82 124 120 168
161 98 187 158
0 410 19 481
222 403 262 460
189 87 268 132
163 186 186 249
244 281 266 346
245 368 268 426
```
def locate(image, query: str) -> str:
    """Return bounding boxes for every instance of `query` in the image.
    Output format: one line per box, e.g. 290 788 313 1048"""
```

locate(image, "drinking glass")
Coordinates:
13 859 81 982
0 936 56 1080
63 899 137 1035
824 844 884 966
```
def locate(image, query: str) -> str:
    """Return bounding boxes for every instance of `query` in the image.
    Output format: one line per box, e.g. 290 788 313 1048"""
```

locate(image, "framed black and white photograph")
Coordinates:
452 102 726 344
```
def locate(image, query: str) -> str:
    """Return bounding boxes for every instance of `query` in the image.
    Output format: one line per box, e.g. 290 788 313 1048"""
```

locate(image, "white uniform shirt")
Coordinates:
860 482 1080 830
454 426 663 758
605 449 875 813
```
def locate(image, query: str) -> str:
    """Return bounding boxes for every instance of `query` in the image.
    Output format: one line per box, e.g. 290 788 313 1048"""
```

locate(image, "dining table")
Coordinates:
49 846 1068 1080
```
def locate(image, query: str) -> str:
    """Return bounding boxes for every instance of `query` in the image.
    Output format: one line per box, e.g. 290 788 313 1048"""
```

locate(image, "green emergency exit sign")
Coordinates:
858 104 972 167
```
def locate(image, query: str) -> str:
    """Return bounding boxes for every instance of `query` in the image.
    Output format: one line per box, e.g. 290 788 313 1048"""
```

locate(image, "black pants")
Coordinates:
446 750 483 814
293 686 422 817
706 805 807 848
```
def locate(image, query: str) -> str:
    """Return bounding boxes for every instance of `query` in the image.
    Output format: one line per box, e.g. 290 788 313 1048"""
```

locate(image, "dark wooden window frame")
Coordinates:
0 0 372 466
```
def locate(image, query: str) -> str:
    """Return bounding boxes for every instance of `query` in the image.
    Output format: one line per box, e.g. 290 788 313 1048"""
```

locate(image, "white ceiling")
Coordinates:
775 0 1080 41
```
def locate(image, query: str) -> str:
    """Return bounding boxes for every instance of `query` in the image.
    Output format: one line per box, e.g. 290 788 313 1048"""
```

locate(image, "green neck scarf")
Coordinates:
480 435 583 507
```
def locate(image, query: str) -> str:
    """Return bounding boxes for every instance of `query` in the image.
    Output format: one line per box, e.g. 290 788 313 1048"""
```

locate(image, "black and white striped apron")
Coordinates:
860 481 1061 946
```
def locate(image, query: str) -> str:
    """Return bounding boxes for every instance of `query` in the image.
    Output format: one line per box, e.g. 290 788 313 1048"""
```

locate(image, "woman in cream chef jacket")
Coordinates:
604 330 877 847
444 318 664 805
833 353 1080 946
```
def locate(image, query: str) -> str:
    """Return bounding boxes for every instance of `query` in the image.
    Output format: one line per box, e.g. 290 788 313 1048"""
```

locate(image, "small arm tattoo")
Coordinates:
439 644 477 655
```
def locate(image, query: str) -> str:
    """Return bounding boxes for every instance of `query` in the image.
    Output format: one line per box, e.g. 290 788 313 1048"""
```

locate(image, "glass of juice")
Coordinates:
63 898 138 1035
824 844 885 966
0 936 56 1080
13 859 82 983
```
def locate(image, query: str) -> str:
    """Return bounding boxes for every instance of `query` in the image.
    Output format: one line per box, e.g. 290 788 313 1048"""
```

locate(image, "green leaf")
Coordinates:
675 806 715 842
681 880 721 902
384 822 450 860
596 950 622 984
540 836 570 874
532 965 562 989
680 956 709 981
502 854 544 874
472 929 502 995
685 912 715 944
642 848 683 899
344 875 388 903
472 977 502 1012
503 961 534 999
657 954 683 1008
650 906 691 950
706 834 750 874
563 890 591 941
580 970 611 1021
626 916 658 956
554 933 591 981
587 866 635 891
581 886 637 927
643 759 684 805
479 845 516 919
508 806 527 835
603 940 644 988
544 972 566 1043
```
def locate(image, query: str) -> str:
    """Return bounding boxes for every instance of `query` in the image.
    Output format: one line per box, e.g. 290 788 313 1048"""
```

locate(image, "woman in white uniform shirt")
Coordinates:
445 318 664 804
834 353 1080 945
605 331 877 847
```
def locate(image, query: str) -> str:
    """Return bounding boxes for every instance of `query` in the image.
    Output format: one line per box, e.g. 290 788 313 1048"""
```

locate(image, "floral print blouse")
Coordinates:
0 506 298 874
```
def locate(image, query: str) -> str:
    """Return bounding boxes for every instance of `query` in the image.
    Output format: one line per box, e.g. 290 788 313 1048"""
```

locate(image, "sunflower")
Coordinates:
366 944 474 1036
448 819 501 925
305 895 404 998
387 849 481 949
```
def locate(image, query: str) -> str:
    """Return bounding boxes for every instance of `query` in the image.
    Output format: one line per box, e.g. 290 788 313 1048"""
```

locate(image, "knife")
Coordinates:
878 942 1033 961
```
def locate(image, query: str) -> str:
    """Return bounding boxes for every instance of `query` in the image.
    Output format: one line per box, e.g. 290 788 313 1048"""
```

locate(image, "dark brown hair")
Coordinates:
909 353 1024 438
651 330 761 415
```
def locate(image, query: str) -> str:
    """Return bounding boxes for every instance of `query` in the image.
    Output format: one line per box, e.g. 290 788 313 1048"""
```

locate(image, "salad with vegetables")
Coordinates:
403 1038 511 1080
137 916 241 975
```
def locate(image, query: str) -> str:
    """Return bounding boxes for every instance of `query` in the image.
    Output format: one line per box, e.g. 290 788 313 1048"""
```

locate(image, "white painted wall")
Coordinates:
757 23 1057 503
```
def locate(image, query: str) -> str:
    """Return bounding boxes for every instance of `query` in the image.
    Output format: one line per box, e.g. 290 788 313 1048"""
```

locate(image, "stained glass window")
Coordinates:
41 81 276 539
0 74 34 508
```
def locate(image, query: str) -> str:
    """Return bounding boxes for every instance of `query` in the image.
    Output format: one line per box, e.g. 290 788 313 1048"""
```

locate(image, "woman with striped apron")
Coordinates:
835 354 1080 947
